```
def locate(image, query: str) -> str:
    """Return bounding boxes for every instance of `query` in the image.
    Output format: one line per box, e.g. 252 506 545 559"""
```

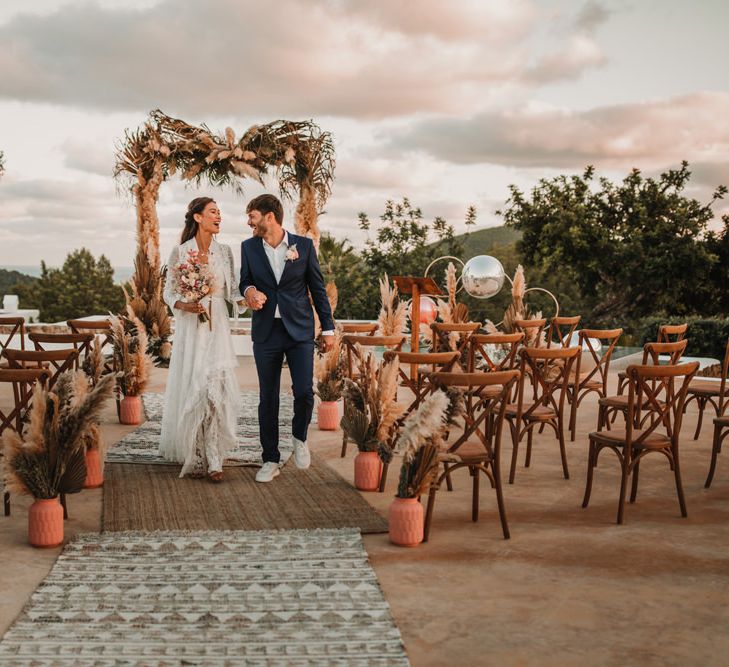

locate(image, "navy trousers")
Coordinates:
253 319 315 463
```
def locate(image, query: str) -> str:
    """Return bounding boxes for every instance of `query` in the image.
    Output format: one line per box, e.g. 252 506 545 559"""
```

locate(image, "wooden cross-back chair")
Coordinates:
340 334 406 457
616 322 688 395
67 319 114 373
380 350 460 492
565 328 623 442
2 348 80 391
546 315 581 349
601 340 687 429
513 318 547 348
684 337 729 440
28 333 94 370
468 332 524 373
424 370 520 541
340 323 378 336
505 346 580 484
0 368 51 516
430 322 481 361
0 317 26 368
582 361 698 524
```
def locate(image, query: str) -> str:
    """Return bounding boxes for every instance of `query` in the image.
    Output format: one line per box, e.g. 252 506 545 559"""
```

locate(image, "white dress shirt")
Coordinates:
246 230 333 335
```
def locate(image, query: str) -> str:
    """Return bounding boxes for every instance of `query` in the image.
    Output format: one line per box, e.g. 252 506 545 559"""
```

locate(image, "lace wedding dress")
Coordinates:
160 237 242 477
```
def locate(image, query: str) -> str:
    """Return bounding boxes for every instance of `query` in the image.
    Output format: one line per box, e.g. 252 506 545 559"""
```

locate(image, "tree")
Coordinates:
499 162 727 326
18 249 125 322
317 233 370 319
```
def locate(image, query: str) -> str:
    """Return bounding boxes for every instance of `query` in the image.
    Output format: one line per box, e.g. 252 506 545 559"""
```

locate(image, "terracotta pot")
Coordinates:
119 395 143 425
28 497 64 549
84 448 103 489
388 497 424 547
354 451 382 491
317 401 340 431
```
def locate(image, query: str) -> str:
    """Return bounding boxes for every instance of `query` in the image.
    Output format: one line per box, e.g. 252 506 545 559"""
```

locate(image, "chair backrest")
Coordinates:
657 323 688 343
341 323 378 336
429 370 520 456
2 348 79 389
29 332 94 368
718 338 729 417
624 362 699 450
0 317 26 359
342 334 406 379
468 332 524 372
430 322 481 354
573 328 623 394
642 339 687 366
513 318 547 348
0 368 51 434
516 347 580 420
546 316 581 349
66 319 114 372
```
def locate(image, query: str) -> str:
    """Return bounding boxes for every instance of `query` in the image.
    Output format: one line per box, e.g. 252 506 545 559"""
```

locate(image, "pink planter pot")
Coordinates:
28 497 64 548
317 401 340 431
119 395 143 425
84 448 104 489
354 451 382 491
388 497 424 547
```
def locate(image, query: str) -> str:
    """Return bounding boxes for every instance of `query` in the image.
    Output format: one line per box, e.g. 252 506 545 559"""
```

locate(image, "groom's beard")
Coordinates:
248 223 265 237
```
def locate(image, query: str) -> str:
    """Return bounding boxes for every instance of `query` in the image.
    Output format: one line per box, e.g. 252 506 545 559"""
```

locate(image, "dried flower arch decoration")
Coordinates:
114 109 336 270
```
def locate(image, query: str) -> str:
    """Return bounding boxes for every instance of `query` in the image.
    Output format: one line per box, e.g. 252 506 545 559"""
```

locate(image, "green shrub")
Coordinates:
633 315 729 360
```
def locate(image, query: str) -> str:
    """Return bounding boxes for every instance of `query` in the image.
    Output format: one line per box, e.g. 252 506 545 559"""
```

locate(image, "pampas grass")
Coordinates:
377 274 408 336
314 327 344 401
109 314 153 397
2 372 115 499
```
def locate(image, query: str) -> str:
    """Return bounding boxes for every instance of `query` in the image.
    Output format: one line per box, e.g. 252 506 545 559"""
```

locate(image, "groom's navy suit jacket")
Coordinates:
239 233 335 344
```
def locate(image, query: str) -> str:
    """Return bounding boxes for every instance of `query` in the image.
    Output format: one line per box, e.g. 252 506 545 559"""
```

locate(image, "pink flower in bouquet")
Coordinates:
172 249 216 324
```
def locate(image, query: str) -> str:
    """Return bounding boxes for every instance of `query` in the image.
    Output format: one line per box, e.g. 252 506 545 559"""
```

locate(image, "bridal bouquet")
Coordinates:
172 249 216 325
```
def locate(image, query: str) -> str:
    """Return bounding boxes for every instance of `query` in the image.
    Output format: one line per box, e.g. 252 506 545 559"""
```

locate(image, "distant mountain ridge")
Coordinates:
431 224 521 261
0 268 37 297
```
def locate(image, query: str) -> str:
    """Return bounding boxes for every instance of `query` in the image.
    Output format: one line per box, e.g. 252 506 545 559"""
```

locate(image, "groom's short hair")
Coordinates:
247 194 283 225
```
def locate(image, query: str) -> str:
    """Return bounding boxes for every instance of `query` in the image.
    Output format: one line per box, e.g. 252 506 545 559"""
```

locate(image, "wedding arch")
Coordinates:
113 109 336 364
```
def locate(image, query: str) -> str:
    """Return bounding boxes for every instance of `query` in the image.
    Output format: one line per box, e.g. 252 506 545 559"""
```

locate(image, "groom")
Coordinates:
240 194 335 483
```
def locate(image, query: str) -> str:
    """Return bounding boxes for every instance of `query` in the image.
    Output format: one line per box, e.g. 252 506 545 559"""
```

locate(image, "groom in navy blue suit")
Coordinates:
240 194 335 483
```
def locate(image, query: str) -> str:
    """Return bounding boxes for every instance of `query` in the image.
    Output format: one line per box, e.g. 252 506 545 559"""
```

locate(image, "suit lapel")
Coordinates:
251 237 277 284
279 233 299 284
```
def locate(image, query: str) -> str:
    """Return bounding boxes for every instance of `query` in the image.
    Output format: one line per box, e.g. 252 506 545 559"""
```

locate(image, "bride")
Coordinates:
160 196 245 481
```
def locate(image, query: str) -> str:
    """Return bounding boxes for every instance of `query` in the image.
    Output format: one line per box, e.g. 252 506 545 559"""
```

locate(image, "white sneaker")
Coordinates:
293 437 311 469
255 462 280 483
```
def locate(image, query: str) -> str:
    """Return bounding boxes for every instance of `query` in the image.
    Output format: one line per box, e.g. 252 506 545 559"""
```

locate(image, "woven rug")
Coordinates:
0 529 409 666
105 392 316 467
102 453 389 534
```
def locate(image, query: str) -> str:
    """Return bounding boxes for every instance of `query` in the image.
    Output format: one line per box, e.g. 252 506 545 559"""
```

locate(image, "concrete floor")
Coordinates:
1 359 728 666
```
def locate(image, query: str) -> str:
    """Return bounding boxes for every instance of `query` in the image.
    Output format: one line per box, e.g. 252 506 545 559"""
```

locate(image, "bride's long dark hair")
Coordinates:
181 197 215 244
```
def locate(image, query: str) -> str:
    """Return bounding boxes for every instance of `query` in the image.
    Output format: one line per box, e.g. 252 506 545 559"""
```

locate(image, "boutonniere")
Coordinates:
285 244 299 262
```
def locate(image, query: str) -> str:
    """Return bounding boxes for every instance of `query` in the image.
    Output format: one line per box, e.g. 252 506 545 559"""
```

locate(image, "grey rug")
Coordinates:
0 529 408 666
105 392 317 467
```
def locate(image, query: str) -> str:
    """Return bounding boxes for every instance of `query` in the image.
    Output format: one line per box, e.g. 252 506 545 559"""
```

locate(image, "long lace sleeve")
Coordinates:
163 245 182 310
225 244 242 304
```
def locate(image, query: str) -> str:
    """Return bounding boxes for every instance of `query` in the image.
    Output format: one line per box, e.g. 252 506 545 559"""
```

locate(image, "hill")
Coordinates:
0 268 37 297
455 225 521 260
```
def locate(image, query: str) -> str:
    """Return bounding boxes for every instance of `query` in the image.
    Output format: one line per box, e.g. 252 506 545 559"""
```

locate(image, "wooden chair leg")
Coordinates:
508 421 519 485
3 491 9 517
693 398 706 440
616 460 629 525
582 441 596 508
492 461 510 540
471 468 479 522
525 427 533 468
557 419 570 480
705 422 722 488
443 462 454 492
629 460 641 503
673 449 688 518
569 389 578 442
423 487 437 542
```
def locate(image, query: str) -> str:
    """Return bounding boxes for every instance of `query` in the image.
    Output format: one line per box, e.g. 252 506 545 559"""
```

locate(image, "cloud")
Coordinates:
61 139 115 177
388 92 729 169
0 0 605 119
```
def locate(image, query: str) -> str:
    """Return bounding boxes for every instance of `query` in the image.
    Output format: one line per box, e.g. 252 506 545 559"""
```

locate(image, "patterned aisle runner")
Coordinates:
105 392 317 466
0 529 409 666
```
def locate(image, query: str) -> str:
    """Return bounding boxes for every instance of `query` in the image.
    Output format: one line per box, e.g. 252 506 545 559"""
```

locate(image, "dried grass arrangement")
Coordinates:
124 248 173 367
80 338 106 454
420 263 470 350
377 274 408 336
502 264 545 346
109 315 153 397
340 347 404 460
1 372 115 499
396 389 464 499
314 328 345 402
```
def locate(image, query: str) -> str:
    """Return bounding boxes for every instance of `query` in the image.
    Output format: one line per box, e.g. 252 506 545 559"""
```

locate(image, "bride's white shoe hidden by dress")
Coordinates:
293 437 311 469
255 461 280 483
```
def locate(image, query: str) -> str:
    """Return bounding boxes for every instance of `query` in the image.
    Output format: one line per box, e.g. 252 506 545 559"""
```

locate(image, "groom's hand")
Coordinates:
320 334 334 352
245 288 267 311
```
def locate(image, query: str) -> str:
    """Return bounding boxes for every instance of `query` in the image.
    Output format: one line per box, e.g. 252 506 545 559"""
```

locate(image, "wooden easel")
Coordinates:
392 276 443 380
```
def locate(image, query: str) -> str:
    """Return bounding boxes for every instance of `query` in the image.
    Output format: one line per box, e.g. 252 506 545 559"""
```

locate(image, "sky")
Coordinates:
0 0 727 269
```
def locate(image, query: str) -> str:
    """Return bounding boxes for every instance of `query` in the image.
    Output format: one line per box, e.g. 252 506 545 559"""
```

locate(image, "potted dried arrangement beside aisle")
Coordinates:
1 372 114 547
340 347 403 491
110 314 153 425
314 328 344 430
377 274 408 336
390 389 463 547
80 338 107 488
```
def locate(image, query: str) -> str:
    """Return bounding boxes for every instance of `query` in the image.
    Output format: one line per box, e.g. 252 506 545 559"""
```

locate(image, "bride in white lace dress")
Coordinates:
160 197 245 481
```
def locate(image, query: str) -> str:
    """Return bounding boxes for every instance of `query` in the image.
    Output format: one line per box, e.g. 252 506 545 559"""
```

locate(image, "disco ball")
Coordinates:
461 255 505 299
